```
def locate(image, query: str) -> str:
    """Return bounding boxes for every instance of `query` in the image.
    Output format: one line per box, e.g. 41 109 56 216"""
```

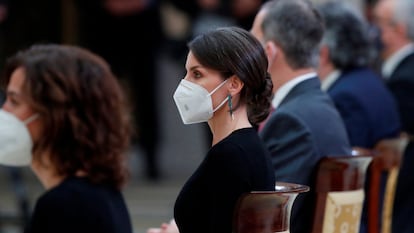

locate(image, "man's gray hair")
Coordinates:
261 0 324 69
393 0 414 41
317 1 374 70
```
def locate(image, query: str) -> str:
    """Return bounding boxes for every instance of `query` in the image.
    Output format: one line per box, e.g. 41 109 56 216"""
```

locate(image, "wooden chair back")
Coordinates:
233 182 309 233
311 154 372 233
367 134 409 233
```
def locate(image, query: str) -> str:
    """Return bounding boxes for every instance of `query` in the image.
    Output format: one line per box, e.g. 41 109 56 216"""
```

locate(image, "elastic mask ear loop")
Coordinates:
212 96 228 113
209 79 229 113
23 113 39 125
207 79 228 97
228 94 234 120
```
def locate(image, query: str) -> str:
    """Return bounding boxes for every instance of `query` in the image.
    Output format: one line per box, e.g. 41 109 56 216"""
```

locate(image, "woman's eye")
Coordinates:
194 71 202 79
6 97 19 106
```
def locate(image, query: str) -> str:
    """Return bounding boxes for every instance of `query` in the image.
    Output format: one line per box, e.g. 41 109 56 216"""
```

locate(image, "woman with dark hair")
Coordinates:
148 26 275 233
0 44 133 233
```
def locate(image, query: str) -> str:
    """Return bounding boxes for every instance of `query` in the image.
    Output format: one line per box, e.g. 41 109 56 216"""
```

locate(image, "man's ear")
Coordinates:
319 45 330 66
395 22 408 38
227 75 244 96
264 41 278 65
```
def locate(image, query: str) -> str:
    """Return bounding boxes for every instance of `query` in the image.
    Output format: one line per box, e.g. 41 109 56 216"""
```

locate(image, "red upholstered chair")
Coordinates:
233 182 309 233
311 154 372 233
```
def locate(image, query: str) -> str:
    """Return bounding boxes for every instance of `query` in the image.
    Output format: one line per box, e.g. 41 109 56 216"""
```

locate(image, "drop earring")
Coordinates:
228 94 234 120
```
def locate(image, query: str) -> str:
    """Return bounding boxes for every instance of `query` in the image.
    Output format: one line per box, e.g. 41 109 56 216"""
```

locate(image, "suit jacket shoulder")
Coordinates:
328 68 401 148
389 53 414 83
260 77 350 182
388 53 414 134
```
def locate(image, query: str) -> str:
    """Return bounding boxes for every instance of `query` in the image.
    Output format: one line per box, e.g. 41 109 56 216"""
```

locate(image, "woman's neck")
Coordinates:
34 168 65 190
31 154 66 190
209 105 251 146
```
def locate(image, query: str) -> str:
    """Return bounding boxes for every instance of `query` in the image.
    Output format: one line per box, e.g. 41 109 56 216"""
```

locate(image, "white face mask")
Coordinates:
0 109 38 166
173 79 228 124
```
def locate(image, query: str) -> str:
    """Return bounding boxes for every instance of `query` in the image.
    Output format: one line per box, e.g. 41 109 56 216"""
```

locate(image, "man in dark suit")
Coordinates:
374 0 414 232
251 1 351 232
317 1 401 149
316 3 401 232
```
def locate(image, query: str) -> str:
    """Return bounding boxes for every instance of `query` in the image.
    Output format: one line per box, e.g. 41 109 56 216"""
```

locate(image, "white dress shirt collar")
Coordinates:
321 70 341 91
382 43 414 79
272 72 317 109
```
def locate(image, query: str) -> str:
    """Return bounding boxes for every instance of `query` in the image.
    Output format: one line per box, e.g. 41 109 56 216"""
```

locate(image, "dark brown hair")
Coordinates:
3 44 131 189
188 26 273 125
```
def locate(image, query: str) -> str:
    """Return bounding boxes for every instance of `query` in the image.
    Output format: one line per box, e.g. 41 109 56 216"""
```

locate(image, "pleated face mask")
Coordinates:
173 79 228 124
0 109 38 166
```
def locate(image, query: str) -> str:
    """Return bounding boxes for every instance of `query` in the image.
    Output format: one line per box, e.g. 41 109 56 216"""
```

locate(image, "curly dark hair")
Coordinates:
188 26 273 125
2 44 132 189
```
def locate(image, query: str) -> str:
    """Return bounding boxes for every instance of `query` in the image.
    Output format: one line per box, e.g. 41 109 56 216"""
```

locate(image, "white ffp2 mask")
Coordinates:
173 79 228 124
0 110 38 166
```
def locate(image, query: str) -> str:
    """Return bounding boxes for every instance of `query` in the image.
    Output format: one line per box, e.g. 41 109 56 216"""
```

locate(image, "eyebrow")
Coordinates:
6 90 21 98
189 62 203 70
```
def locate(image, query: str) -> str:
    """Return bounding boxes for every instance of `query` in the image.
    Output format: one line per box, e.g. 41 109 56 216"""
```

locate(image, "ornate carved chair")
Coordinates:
311 154 372 233
233 182 309 233
367 134 409 233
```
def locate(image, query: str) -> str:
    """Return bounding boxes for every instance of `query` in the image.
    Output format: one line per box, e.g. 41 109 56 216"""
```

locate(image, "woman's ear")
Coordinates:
227 75 244 96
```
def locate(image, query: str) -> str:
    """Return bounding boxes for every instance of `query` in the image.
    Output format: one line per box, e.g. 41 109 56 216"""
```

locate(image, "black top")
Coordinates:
24 176 132 233
174 127 276 233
